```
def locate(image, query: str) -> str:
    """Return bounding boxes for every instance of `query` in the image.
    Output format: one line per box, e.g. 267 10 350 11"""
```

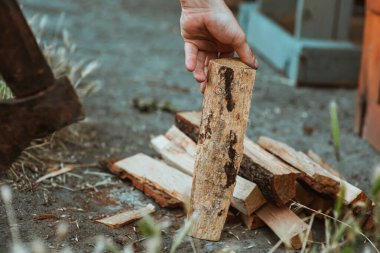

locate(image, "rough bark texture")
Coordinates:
257 136 340 196
240 139 299 206
189 59 255 241
256 203 310 250
175 112 299 206
175 111 201 143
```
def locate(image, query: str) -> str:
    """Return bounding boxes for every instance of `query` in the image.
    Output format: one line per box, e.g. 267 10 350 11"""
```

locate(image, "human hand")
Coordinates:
180 0 258 92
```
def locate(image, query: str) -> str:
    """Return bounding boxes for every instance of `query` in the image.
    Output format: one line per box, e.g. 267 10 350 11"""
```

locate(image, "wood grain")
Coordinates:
151 129 266 215
189 58 255 241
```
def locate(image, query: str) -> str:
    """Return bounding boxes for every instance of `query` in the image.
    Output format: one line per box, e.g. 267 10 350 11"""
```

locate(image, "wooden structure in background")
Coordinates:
239 0 361 86
355 0 380 152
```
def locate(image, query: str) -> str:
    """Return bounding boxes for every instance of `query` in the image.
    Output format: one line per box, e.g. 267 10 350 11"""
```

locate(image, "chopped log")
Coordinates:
189 58 255 241
165 125 197 156
307 150 340 177
257 136 340 196
240 213 266 230
256 203 310 250
308 195 334 217
294 182 315 207
306 149 374 226
175 111 201 142
241 138 299 206
96 204 155 228
151 129 266 215
175 112 298 206
111 153 192 208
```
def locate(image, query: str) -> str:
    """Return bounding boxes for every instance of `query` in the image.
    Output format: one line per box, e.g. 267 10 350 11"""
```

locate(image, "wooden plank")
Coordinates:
175 111 299 206
256 203 310 249
96 204 155 228
294 182 315 207
189 58 255 241
175 111 201 143
257 136 340 197
240 213 266 230
306 150 372 209
241 138 299 206
307 150 340 177
151 130 266 215
112 153 192 208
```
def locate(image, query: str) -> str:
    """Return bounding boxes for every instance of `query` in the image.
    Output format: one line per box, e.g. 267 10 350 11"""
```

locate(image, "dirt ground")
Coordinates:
1 0 380 252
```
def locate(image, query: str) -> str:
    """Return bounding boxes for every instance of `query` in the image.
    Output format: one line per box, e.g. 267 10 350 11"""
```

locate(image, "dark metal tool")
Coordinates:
0 0 85 172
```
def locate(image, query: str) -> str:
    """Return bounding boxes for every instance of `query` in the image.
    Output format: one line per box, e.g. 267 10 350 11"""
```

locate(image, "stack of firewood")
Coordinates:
107 111 374 250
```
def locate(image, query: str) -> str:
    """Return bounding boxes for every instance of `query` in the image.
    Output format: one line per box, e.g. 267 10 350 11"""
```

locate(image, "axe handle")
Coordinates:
0 0 55 98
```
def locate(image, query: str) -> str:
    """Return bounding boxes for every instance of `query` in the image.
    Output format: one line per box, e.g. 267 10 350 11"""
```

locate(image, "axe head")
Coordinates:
0 77 85 172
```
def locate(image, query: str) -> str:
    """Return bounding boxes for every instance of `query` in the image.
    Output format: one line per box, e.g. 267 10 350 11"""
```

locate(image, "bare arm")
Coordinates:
179 0 258 91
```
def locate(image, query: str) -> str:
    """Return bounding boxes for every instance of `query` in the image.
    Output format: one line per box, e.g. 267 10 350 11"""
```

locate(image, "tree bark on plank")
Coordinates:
240 138 299 206
257 136 340 196
189 58 256 241
175 112 298 206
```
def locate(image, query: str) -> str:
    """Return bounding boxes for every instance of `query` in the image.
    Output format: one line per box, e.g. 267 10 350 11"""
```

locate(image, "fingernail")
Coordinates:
254 59 259 69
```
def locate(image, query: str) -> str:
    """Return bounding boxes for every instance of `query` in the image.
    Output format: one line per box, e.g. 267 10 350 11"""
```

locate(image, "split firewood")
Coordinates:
241 138 299 206
307 149 371 208
189 59 255 241
307 150 340 177
256 203 310 250
240 213 266 230
111 153 192 208
257 136 340 196
294 182 315 207
175 111 201 143
151 129 266 215
306 150 374 229
175 112 298 206
96 204 155 228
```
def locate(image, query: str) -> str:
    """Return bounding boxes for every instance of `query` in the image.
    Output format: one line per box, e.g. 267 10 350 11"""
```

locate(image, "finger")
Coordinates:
193 51 207 83
184 42 198 72
219 51 234 59
200 82 206 93
234 40 259 69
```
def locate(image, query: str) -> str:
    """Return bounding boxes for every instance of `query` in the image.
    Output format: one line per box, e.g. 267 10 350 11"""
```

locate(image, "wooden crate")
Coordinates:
355 0 380 152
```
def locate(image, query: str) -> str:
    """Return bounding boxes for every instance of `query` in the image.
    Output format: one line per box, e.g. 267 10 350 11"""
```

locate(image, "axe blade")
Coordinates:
0 77 85 172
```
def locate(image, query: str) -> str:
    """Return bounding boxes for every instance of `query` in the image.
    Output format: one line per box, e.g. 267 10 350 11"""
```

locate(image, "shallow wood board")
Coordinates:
112 153 192 208
256 203 309 249
257 136 340 196
97 204 155 228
